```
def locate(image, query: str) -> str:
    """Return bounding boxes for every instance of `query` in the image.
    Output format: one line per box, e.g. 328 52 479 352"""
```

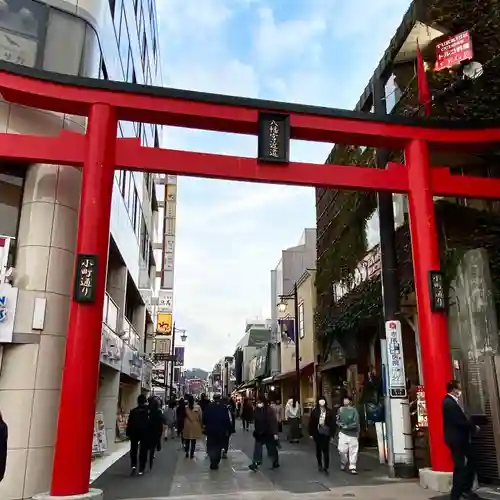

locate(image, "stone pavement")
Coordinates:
92 426 439 500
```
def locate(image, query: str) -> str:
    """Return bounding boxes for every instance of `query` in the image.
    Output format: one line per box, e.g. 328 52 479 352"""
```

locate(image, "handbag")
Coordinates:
318 425 330 436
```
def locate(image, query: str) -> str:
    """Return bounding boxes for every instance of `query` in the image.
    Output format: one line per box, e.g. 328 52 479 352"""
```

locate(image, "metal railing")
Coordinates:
102 292 119 332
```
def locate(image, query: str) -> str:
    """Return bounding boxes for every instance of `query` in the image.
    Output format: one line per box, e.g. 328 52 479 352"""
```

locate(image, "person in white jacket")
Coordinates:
284 398 301 443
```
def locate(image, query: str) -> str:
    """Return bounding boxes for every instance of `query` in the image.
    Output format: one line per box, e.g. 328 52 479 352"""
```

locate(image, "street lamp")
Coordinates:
277 282 300 404
180 331 187 342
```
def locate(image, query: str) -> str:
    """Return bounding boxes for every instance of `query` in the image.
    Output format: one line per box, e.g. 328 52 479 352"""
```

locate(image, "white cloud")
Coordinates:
156 0 412 370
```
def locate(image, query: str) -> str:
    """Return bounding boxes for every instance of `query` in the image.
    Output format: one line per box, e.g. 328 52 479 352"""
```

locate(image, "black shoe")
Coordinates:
222 452 228 459
324 469 329 475
248 463 258 472
271 462 280 469
210 464 219 470
318 465 323 472
131 467 137 476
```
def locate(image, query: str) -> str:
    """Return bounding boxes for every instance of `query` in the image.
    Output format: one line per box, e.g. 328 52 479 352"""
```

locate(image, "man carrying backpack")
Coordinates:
336 394 360 474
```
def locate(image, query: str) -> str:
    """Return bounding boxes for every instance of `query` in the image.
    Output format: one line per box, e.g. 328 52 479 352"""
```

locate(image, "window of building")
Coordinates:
126 49 134 82
298 302 305 339
99 58 109 80
0 166 26 269
131 188 138 230
141 33 147 69
43 9 85 76
109 0 116 18
118 11 129 77
0 0 47 68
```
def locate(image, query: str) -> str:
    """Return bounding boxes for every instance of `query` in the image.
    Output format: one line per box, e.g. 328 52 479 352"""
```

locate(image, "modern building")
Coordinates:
0 1 165 498
270 228 316 343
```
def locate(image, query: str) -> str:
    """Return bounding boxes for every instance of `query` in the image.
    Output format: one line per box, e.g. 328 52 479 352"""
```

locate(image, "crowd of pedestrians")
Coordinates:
124 391 361 477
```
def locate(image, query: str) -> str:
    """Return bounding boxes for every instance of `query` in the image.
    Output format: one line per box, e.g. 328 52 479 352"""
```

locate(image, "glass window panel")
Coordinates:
0 172 23 238
43 9 85 76
80 25 99 78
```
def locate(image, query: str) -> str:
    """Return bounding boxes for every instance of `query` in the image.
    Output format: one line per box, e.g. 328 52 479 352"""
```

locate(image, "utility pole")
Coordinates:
168 324 177 400
293 282 300 404
373 77 414 478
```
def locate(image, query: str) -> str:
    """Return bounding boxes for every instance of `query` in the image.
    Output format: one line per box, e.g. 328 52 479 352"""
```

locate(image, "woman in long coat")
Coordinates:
182 395 203 459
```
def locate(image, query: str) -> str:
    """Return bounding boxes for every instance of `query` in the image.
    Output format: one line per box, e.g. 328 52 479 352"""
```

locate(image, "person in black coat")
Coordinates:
442 380 480 500
308 396 335 473
176 399 186 441
0 411 7 483
241 398 253 431
148 397 165 469
126 395 150 475
248 396 279 471
203 394 231 470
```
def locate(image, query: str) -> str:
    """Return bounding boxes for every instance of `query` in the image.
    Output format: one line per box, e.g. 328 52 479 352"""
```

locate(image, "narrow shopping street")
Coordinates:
92 426 434 500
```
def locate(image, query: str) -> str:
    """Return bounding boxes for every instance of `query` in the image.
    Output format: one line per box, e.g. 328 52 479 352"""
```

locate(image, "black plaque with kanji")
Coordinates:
429 270 447 312
258 112 290 164
74 254 98 303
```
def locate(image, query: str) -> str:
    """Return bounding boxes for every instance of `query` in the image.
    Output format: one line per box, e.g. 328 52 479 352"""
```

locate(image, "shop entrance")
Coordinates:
1 61 500 496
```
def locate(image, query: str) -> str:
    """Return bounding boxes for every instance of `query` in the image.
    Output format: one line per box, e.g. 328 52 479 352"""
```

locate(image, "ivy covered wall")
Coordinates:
315 0 500 352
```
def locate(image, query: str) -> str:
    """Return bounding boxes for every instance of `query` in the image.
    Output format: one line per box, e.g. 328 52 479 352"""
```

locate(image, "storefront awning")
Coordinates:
273 362 314 381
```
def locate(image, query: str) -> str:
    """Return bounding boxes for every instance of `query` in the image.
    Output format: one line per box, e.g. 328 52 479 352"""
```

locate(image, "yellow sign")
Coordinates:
157 313 172 335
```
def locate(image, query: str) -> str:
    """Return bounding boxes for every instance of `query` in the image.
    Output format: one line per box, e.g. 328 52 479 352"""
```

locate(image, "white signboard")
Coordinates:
155 335 171 354
158 289 173 312
385 320 407 398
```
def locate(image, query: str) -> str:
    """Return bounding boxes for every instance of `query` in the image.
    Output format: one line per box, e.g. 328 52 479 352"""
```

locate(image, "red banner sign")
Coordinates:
435 31 473 71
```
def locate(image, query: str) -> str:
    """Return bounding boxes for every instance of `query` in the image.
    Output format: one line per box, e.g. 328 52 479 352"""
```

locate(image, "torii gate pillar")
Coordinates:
407 139 454 472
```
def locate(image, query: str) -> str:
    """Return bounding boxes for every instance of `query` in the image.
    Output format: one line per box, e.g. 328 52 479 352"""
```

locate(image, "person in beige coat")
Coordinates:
183 395 204 458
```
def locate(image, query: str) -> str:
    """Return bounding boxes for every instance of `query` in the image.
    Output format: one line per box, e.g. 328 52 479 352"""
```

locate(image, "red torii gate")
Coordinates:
1 61 500 497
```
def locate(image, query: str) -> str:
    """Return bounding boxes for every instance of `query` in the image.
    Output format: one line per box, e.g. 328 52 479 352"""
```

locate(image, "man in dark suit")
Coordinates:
442 380 480 500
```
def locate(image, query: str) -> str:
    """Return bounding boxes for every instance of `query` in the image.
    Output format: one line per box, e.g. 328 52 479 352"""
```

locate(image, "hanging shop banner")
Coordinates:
74 254 98 303
385 320 407 398
435 31 473 71
278 318 295 343
174 346 185 366
416 386 428 428
157 312 172 335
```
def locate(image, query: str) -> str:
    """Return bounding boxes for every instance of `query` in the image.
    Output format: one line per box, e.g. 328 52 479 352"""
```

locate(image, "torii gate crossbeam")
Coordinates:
0 61 499 497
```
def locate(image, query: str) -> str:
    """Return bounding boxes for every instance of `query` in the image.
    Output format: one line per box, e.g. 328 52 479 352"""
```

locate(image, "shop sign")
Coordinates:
385 320 407 398
435 31 473 71
333 246 381 302
158 289 173 312
141 361 153 391
156 312 172 335
92 412 107 455
258 112 290 164
74 254 98 303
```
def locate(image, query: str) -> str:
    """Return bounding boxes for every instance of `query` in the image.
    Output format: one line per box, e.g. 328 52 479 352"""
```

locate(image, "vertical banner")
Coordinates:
278 318 295 343
385 320 407 398
174 346 185 366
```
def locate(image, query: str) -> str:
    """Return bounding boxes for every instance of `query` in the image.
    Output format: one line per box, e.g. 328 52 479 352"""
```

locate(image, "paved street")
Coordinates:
92 426 437 500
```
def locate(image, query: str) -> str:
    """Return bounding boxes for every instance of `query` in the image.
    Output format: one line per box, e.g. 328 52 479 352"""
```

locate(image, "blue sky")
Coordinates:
156 0 411 370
